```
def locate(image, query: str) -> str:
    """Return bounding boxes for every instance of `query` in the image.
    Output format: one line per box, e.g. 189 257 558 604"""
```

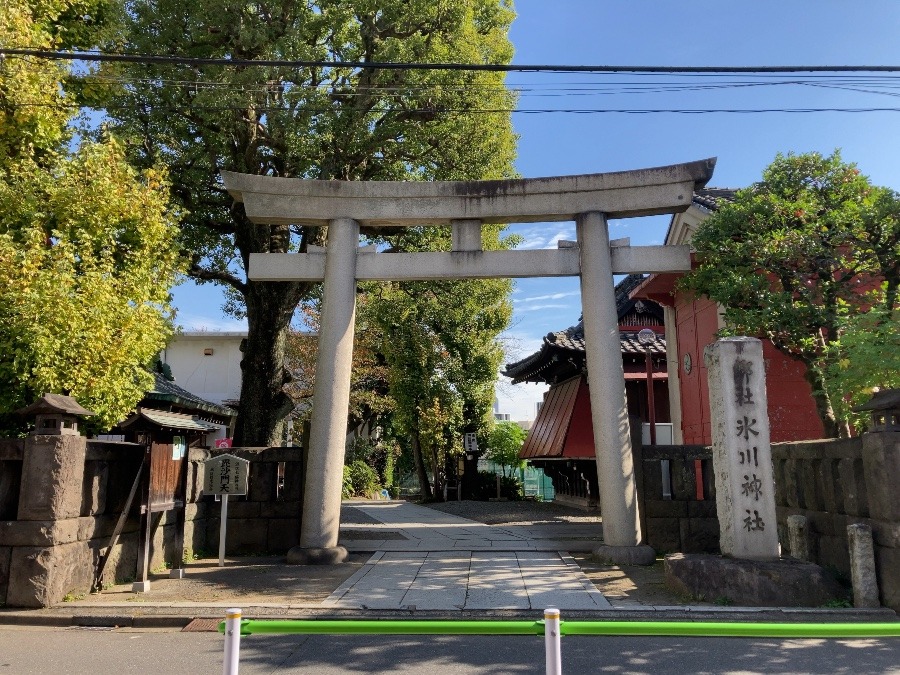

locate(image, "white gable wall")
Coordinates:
161 332 245 406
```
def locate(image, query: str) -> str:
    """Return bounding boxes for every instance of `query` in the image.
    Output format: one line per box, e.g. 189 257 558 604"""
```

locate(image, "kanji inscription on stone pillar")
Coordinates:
704 337 779 560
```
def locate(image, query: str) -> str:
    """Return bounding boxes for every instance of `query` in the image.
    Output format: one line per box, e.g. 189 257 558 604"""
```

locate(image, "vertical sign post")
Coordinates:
219 494 229 568
203 454 250 567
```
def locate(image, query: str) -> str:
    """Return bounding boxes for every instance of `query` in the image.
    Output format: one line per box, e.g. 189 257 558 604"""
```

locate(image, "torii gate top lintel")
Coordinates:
222 157 715 227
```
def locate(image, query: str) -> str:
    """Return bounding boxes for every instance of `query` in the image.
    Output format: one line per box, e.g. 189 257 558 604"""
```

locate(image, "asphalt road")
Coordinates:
0 626 898 674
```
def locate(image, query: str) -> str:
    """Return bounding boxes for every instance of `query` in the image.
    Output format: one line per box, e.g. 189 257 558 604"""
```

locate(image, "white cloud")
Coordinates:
515 290 580 303
511 223 576 250
516 303 571 313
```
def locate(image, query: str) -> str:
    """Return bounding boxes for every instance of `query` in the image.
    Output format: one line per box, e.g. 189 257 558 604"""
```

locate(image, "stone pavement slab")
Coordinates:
327 502 611 610
323 549 610 611
339 501 598 552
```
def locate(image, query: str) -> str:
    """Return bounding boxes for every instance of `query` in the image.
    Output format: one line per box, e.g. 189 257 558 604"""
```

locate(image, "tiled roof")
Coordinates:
121 408 220 431
503 323 666 383
692 188 737 211
543 322 665 355
504 275 667 384
614 273 647 311
147 372 236 419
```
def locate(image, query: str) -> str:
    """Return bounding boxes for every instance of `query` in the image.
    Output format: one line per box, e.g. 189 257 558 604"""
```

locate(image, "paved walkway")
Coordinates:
329 501 610 610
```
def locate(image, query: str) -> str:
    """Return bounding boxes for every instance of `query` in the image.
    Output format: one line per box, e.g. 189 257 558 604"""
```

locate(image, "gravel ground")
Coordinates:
420 499 602 526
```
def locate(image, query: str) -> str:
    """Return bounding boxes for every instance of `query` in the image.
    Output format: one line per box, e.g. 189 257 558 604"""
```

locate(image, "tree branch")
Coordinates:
189 262 247 293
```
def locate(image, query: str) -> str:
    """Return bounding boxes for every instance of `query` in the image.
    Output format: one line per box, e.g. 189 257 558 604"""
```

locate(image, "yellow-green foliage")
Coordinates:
0 1 183 431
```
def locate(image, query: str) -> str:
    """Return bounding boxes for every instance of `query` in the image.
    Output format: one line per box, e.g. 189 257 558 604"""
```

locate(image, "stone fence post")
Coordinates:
4 434 91 607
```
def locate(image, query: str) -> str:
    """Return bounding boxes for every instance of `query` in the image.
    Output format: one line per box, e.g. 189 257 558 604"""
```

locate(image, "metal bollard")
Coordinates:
223 608 242 675
544 607 562 675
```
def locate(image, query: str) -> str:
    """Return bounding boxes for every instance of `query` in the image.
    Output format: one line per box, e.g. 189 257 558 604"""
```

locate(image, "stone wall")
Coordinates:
0 436 306 608
635 434 900 610
772 433 899 611
0 437 145 607
636 444 719 554
195 446 307 555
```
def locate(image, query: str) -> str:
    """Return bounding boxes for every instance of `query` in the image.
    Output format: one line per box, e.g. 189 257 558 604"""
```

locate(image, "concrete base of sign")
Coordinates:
169 568 185 580
592 544 656 566
665 553 846 607
132 580 151 593
286 545 349 566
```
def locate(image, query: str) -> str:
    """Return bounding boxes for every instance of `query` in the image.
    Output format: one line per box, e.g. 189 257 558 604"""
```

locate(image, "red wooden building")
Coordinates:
505 190 828 508
634 189 825 445
503 275 669 507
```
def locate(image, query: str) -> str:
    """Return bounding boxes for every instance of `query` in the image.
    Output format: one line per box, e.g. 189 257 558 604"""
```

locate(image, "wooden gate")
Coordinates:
120 408 217 591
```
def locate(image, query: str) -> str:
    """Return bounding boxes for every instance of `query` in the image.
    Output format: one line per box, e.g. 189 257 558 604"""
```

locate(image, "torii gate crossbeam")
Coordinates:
223 158 716 565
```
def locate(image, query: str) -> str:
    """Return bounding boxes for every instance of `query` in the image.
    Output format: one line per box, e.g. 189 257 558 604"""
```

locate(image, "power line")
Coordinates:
2 48 900 74
8 100 900 114
15 66 900 100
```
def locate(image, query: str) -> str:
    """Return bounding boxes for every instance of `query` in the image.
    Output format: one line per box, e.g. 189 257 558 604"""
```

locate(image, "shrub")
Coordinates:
346 436 401 488
342 465 354 499
344 459 381 497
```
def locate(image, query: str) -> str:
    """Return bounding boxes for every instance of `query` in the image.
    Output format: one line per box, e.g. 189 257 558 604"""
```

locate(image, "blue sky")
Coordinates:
172 1 900 420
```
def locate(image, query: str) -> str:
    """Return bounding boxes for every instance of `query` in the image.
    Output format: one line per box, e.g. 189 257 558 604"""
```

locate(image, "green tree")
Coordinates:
485 420 526 478
0 0 182 432
371 227 514 499
105 0 518 445
683 151 900 436
824 298 900 429
285 296 394 438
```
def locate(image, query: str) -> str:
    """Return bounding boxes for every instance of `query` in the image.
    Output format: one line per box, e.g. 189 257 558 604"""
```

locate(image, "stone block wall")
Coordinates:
636 444 720 554
772 433 900 611
0 437 145 607
194 446 306 555
0 436 306 607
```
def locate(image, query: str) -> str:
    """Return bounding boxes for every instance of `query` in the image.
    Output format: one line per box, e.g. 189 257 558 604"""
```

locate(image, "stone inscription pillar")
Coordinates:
577 212 647 558
704 337 779 560
290 218 359 564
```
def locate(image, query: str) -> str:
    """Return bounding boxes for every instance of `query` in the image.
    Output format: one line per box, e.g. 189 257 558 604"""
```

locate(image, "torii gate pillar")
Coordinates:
579 212 654 562
223 158 715 566
290 218 359 564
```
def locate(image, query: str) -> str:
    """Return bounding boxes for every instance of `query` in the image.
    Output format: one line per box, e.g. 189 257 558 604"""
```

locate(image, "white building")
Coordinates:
160 331 246 406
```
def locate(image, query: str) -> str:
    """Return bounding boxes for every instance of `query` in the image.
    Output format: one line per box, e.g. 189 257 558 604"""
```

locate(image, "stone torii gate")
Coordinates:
223 158 716 565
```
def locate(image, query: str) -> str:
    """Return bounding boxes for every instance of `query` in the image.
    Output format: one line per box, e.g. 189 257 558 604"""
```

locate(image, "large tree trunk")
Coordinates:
227 212 316 447
232 279 299 446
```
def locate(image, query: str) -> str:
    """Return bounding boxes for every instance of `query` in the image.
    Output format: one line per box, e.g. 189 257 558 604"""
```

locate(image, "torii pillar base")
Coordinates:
286 545 349 566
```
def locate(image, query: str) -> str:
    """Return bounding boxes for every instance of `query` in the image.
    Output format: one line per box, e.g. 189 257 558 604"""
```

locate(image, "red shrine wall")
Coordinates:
672 294 824 445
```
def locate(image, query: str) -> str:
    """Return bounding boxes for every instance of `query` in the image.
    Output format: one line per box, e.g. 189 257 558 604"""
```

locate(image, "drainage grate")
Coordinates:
182 618 223 632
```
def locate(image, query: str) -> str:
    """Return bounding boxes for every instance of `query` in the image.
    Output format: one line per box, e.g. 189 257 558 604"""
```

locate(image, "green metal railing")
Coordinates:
220 618 900 639
219 609 900 675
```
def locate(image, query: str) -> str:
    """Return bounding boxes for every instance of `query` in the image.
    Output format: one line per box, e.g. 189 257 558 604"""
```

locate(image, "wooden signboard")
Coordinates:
203 454 250 566
203 453 249 496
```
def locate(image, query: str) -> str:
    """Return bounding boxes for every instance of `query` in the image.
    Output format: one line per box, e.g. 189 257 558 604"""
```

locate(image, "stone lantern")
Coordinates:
853 389 900 432
15 393 96 436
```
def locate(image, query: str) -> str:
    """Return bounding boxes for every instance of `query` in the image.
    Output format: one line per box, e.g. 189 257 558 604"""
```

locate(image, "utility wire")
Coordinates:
8 100 900 114
2 48 900 73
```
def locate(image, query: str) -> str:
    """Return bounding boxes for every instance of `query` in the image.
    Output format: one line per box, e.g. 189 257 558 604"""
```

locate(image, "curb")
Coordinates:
2 606 896 629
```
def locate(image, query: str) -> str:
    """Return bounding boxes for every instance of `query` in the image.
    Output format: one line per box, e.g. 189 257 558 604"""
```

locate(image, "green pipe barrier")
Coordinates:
219 619 900 639
228 620 545 636
559 621 900 638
